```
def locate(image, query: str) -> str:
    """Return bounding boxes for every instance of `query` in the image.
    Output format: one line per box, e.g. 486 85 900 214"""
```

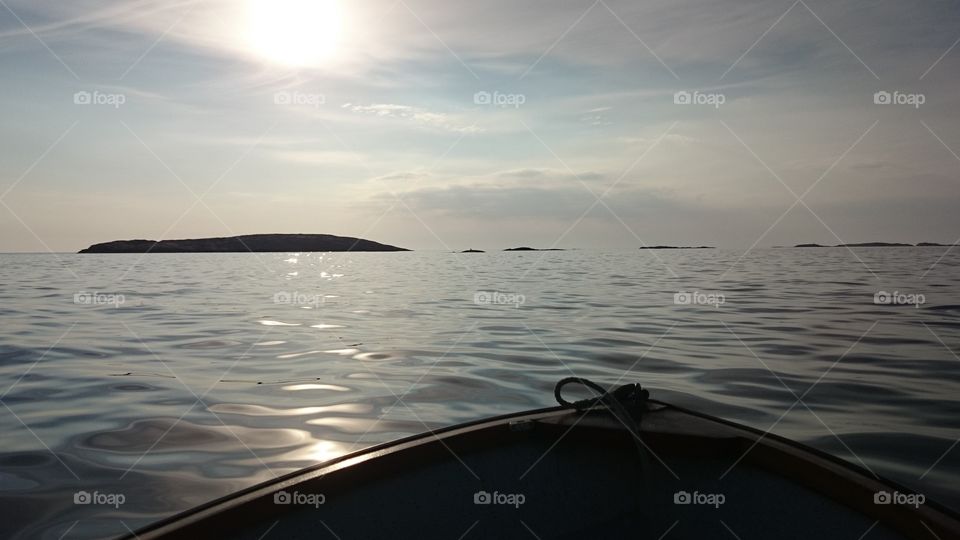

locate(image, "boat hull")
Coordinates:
125 402 959 539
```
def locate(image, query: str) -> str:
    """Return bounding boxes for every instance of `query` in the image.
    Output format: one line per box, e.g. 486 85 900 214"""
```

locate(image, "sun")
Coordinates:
246 0 343 67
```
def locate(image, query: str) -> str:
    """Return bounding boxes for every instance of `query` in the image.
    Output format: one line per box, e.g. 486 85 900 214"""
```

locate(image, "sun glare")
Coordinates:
246 0 342 67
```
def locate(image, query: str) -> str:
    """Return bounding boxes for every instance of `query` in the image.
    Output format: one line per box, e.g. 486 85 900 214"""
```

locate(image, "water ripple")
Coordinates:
0 249 958 539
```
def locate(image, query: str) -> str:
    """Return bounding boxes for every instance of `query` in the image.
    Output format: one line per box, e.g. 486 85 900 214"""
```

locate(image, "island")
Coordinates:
460 249 485 253
839 242 913 248
791 242 948 248
503 247 566 251
78 234 410 253
639 245 714 249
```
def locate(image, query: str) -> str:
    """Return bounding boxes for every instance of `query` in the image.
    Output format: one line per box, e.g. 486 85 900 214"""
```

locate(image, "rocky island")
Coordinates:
792 242 948 248
79 234 410 253
503 247 566 251
639 245 714 249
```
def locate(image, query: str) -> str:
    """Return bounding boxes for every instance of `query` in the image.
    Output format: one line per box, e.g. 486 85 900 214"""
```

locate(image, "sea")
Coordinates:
0 248 958 539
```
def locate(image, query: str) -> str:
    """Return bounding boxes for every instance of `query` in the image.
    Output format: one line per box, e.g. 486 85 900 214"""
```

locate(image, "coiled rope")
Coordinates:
554 377 651 468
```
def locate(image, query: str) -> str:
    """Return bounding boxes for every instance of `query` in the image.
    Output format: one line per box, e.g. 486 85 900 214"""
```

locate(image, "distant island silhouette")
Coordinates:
792 242 948 248
503 247 566 251
460 249 485 253
79 234 409 253
639 245 714 250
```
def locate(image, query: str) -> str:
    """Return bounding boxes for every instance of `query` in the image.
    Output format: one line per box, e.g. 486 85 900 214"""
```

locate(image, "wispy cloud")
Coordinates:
343 103 480 133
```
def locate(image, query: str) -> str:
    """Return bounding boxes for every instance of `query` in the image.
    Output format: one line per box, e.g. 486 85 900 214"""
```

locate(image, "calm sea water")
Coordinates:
1 249 958 539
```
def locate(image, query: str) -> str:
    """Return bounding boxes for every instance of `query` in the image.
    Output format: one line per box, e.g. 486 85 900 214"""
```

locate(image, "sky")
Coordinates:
0 0 958 252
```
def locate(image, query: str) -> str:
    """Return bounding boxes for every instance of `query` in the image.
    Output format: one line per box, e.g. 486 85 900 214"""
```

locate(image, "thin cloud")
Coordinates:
344 103 481 133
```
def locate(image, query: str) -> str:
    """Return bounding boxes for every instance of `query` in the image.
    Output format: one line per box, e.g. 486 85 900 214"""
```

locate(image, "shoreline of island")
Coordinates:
789 242 950 248
78 234 410 253
77 235 956 254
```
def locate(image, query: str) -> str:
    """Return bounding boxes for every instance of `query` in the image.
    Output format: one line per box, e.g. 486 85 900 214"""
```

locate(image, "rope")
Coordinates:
554 377 648 413
554 377 652 470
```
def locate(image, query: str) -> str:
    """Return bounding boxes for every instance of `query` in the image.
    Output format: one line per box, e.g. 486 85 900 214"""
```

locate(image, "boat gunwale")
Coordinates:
124 401 960 539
